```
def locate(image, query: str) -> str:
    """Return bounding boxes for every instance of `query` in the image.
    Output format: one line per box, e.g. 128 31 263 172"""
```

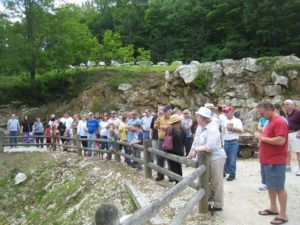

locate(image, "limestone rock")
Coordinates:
242 57 262 73
275 55 300 66
220 59 235 68
157 62 168 66
87 60 96 67
118 83 132 91
137 61 153 66
98 61 106 66
189 61 201 66
175 65 199 84
271 72 289 88
79 63 86 67
111 60 121 66
264 85 282 96
171 61 183 66
14 172 27 185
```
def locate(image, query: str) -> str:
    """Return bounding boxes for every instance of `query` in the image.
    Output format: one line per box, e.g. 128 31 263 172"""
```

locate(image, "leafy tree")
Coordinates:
1 0 55 92
99 30 134 64
136 47 151 62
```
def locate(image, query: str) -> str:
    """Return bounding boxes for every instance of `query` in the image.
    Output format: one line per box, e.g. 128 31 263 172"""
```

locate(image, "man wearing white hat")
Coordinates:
188 107 227 211
284 99 300 176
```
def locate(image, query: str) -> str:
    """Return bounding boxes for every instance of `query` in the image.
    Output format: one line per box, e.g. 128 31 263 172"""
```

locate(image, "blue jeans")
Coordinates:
87 133 96 156
10 131 18 147
184 136 193 156
224 140 239 177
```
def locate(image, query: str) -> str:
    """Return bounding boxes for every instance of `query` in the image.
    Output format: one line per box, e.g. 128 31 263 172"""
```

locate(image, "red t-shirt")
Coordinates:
259 115 288 164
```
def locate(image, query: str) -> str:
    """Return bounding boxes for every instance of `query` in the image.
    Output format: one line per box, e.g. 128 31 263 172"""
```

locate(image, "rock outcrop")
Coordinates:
1 56 300 133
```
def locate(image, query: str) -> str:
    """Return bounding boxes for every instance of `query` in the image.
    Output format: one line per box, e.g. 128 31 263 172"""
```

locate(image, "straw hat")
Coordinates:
182 109 191 116
204 103 216 109
168 114 183 124
195 107 211 119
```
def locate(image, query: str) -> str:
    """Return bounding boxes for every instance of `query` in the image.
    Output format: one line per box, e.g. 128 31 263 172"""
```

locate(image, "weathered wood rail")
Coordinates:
0 129 209 224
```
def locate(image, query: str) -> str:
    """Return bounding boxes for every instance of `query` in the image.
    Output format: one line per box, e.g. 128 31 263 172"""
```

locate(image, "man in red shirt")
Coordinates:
254 102 288 225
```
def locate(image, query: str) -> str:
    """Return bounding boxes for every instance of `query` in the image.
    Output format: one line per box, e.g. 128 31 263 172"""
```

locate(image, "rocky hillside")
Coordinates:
0 152 207 225
1 56 300 132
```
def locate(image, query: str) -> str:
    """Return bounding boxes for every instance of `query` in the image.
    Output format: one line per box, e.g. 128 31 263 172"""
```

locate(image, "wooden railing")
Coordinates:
0 129 209 224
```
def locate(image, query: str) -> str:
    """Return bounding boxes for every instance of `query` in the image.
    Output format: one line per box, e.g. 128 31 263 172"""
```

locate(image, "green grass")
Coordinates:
0 65 176 105
273 64 300 73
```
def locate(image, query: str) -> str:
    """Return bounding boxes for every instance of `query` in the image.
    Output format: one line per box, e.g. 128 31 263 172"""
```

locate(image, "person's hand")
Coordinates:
186 149 196 158
254 131 262 140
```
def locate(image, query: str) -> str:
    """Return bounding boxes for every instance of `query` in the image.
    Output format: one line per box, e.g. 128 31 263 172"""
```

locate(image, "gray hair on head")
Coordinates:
95 204 119 225
257 101 275 111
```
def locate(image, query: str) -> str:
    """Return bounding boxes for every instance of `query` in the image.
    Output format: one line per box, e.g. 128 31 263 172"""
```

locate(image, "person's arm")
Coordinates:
254 132 286 145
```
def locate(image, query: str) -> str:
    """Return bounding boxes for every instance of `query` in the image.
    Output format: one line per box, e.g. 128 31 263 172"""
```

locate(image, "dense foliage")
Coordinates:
0 0 299 99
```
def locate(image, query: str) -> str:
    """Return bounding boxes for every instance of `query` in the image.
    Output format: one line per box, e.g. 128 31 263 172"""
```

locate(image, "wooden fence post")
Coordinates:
0 130 4 153
52 127 56 151
198 152 209 213
115 143 121 163
143 140 152 179
76 135 82 156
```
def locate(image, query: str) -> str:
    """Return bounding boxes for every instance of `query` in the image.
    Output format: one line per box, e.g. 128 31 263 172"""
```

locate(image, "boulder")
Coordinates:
79 63 86 67
264 85 282 96
220 59 235 68
275 55 300 66
118 83 132 91
171 61 183 66
271 71 289 88
157 61 168 66
111 60 121 66
223 65 244 77
98 61 106 66
68 65 74 69
175 65 199 84
14 172 27 185
242 57 262 73
87 60 96 67
137 61 153 66
189 61 201 66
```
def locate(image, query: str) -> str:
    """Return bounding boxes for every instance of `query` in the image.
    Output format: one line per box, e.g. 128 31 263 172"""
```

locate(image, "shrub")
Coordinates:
192 66 209 91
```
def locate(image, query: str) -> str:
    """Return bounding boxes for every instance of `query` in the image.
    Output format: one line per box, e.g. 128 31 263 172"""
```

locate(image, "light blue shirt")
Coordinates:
7 119 19 132
127 118 142 142
141 115 153 132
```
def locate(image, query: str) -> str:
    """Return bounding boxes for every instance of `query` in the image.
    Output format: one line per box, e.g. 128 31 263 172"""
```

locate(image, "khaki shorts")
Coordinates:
288 132 300 152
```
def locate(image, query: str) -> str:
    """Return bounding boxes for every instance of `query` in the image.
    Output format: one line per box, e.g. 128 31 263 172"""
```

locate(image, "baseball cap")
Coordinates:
222 106 235 113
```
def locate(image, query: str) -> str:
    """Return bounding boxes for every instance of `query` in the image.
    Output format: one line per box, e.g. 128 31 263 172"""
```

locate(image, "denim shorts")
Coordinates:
261 164 286 190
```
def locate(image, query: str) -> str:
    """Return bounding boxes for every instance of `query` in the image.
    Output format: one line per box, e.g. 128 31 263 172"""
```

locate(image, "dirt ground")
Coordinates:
181 153 300 225
3 147 300 225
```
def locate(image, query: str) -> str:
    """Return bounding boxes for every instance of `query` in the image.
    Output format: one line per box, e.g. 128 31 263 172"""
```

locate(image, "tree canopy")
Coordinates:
1 0 300 79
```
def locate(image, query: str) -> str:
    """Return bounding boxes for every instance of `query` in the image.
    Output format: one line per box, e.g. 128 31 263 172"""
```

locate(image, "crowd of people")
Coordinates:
6 99 300 223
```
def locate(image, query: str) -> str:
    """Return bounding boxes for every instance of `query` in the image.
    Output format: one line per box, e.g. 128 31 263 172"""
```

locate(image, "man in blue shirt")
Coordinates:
125 110 141 164
87 112 100 156
7 114 20 148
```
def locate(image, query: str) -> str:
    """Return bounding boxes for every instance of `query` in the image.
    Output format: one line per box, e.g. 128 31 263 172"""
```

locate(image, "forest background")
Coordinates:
0 0 300 104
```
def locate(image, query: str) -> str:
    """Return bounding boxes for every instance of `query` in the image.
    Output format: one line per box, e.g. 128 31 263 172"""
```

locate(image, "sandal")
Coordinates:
258 209 279 216
270 217 288 224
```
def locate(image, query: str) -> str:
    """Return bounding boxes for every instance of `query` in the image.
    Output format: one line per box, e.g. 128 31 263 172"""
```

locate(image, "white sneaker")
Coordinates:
258 184 268 191
296 168 300 176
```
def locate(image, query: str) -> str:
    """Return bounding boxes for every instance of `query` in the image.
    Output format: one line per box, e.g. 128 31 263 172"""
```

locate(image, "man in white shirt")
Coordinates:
223 106 243 181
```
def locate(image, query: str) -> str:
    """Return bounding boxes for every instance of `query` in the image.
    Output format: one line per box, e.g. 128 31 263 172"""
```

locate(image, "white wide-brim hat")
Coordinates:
195 107 212 119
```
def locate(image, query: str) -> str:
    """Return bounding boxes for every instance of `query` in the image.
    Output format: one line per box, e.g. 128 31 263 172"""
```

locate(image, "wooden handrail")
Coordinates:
121 165 206 225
